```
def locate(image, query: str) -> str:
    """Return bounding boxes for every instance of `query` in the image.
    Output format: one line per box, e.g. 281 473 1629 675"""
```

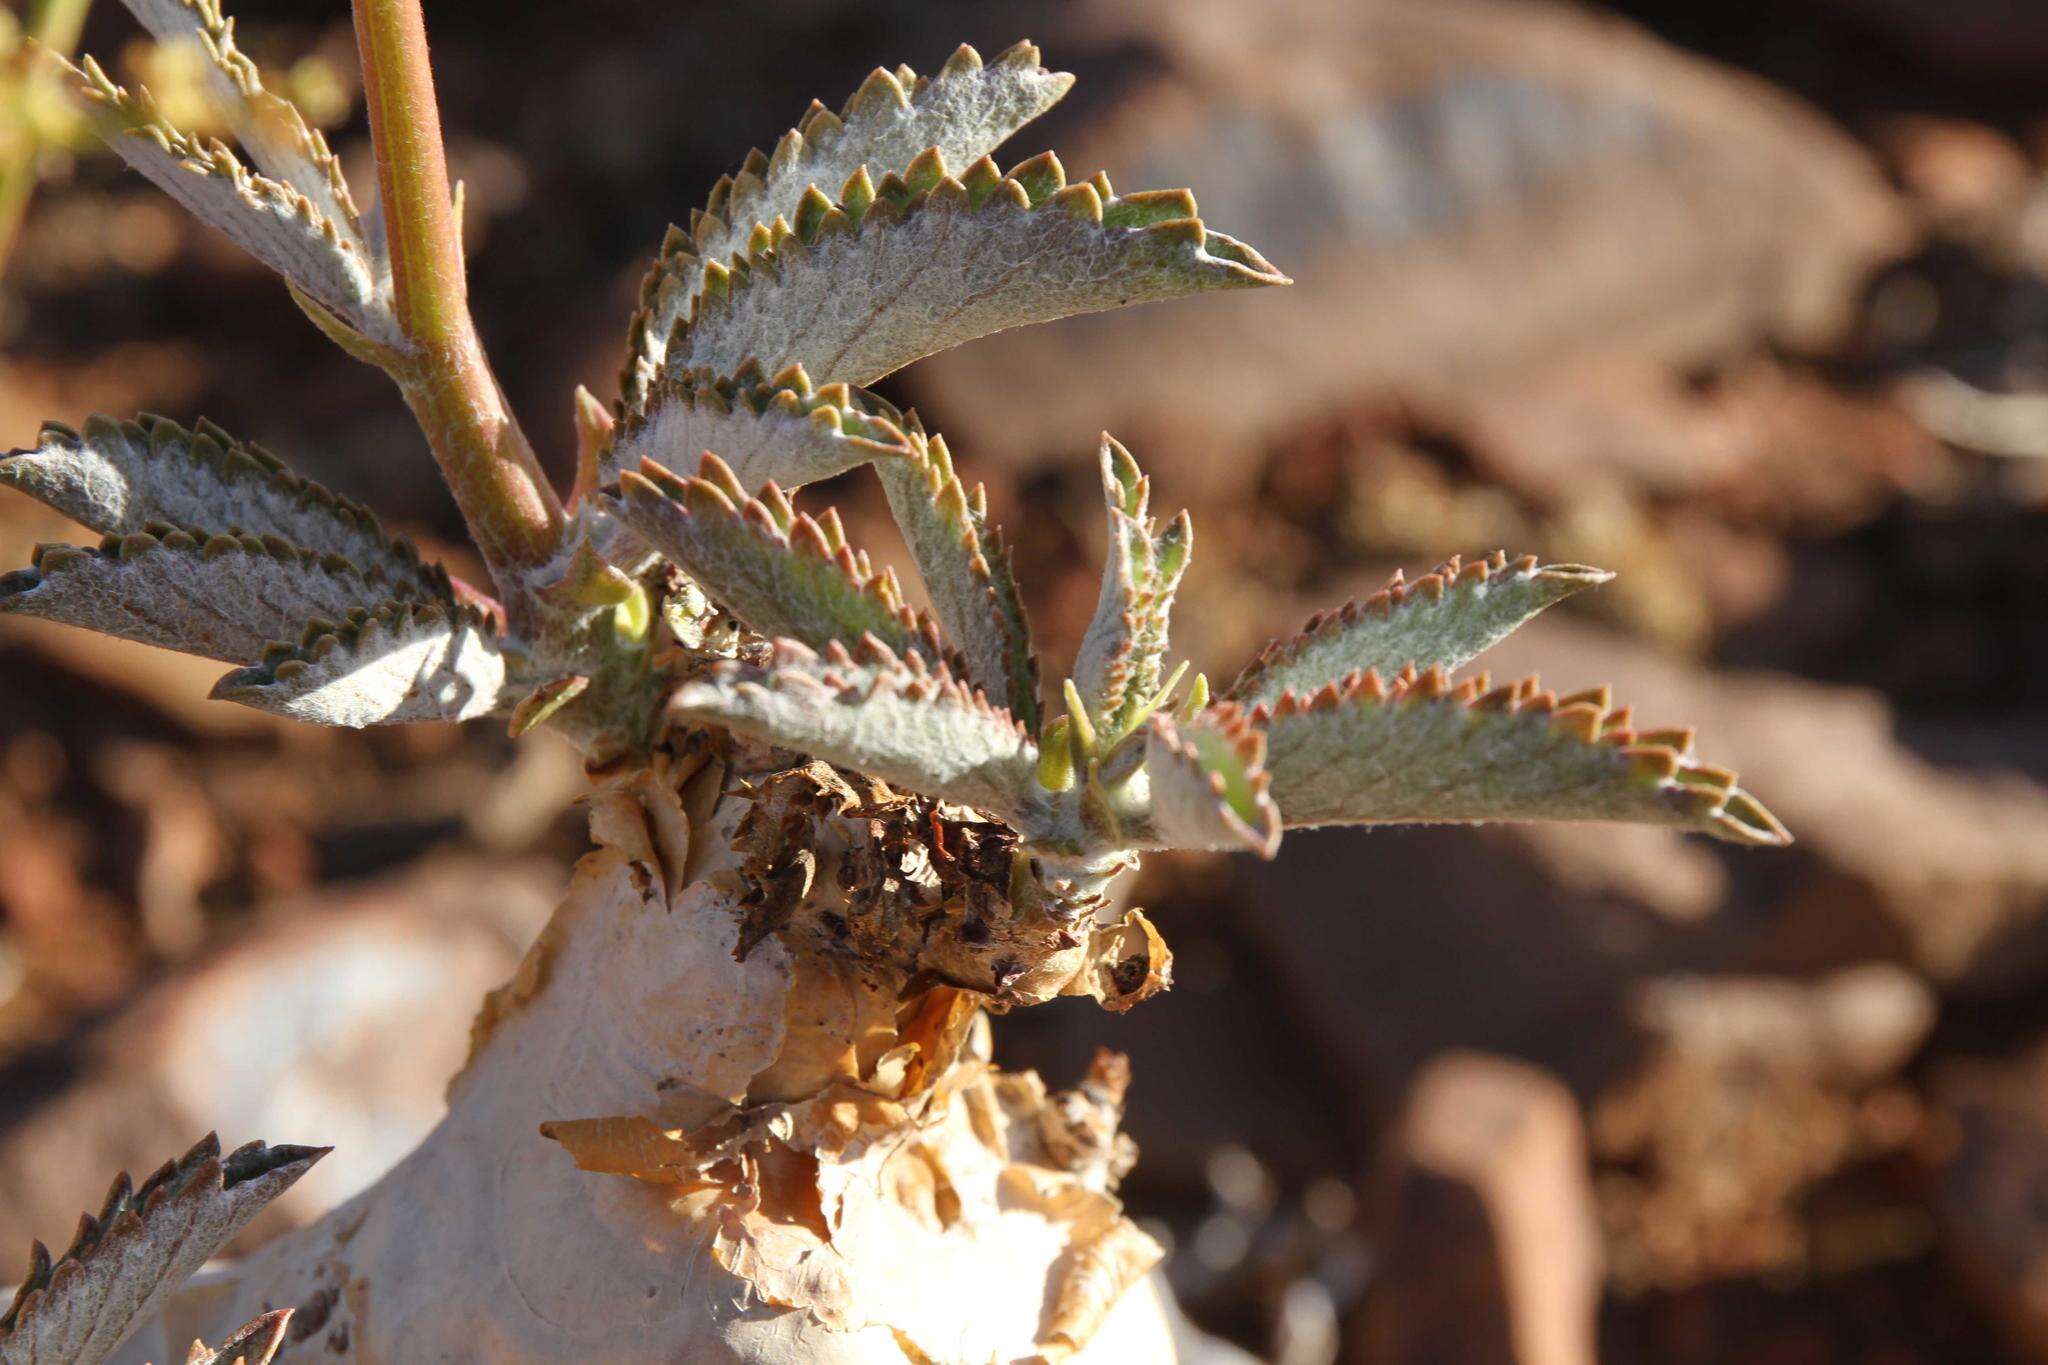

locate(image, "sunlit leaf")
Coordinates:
0 1135 325 1365
1228 552 1611 710
120 0 361 240
603 361 911 494
0 525 429 663
1132 710 1280 856
1247 668 1790 845
662 149 1287 388
0 415 446 598
618 452 949 664
180 1309 293 1365
623 40 1074 403
62 57 399 347
211 599 509 726
875 421 1039 729
668 635 1038 823
1072 436 1189 739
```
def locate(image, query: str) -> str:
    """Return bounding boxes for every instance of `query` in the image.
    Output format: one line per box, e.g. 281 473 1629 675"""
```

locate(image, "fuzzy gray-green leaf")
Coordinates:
0 527 420 663
668 636 1039 823
120 0 361 240
623 41 1074 402
1131 711 1280 856
1227 553 1612 710
665 150 1287 388
875 423 1040 730
1072 435 1190 738
0 1134 324 1365
211 600 508 726
603 362 912 493
1250 670 1790 846
618 453 950 665
0 415 446 598
64 57 400 348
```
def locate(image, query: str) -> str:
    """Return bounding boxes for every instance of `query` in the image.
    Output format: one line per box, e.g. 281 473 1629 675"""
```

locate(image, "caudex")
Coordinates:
0 2 1787 1361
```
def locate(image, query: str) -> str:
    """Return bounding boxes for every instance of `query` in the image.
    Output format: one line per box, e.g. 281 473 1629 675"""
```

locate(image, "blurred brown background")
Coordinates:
6 0 2048 1360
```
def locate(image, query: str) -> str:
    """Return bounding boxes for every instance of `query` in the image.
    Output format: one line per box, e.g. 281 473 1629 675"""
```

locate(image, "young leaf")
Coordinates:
622 40 1074 402
0 526 422 663
0 1134 325 1365
875 421 1040 730
603 361 912 493
1134 710 1281 856
119 0 361 239
1246 668 1791 846
617 453 950 664
210 600 509 726
0 415 448 598
668 635 1039 823
62 57 401 349
181 1309 293 1365
1072 436 1190 738
662 150 1288 388
1227 553 1613 710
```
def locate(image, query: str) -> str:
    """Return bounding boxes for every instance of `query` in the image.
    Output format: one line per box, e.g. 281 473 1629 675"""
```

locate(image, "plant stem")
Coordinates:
351 0 563 593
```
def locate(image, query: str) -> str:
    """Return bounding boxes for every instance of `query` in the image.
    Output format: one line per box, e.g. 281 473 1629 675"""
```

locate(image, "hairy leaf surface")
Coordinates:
0 527 421 663
624 41 1073 401
1134 711 1280 856
668 636 1038 822
876 423 1039 729
1073 436 1190 737
619 453 948 663
119 0 360 238
1228 553 1611 709
664 150 1286 387
0 416 445 597
211 600 508 726
0 1135 324 1365
1250 669 1790 845
603 362 911 493
65 58 399 348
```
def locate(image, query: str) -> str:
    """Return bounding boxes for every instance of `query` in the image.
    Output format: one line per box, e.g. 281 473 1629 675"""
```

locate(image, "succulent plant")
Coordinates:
0 2 1786 1361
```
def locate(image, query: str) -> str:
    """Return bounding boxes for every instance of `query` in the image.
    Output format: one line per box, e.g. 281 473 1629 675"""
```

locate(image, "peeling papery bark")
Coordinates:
108 745 1176 1363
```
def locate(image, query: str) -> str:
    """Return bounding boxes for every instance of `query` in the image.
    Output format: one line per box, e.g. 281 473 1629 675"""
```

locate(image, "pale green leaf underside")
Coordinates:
65 58 399 348
0 528 419 663
875 425 1039 730
618 456 947 665
666 151 1288 388
0 415 445 598
625 40 1074 399
211 601 508 726
1133 711 1280 856
668 637 1038 823
602 362 911 494
0 1135 324 1365
1073 436 1189 735
1249 673 1789 846
1227 553 1612 710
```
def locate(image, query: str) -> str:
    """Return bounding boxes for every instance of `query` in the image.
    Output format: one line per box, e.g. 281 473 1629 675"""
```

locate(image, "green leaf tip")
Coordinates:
1073 434 1193 741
